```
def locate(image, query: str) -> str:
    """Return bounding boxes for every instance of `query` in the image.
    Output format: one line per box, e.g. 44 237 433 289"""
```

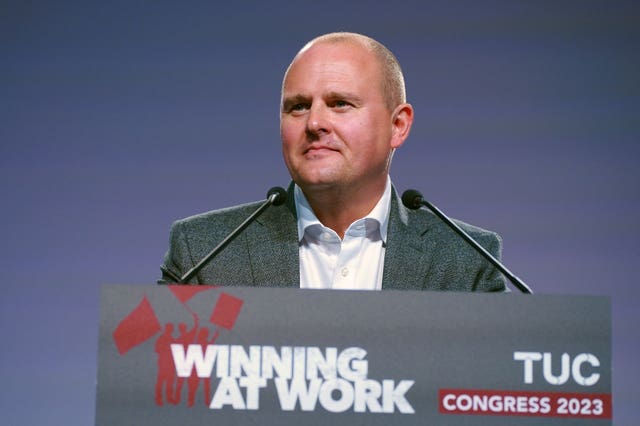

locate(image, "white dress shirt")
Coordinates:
295 178 391 290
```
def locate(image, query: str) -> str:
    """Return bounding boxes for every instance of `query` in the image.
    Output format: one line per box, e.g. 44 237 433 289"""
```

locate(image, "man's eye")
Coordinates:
333 100 350 108
288 103 308 113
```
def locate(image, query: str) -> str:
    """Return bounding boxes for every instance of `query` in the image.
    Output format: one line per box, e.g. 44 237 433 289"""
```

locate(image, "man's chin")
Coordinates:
294 176 343 193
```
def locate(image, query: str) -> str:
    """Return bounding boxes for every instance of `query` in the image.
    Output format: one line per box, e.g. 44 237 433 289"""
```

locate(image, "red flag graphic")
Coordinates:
113 295 161 355
209 292 243 330
168 285 216 304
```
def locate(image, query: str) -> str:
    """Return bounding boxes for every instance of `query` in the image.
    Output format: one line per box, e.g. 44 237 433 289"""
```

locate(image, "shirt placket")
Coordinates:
332 223 366 289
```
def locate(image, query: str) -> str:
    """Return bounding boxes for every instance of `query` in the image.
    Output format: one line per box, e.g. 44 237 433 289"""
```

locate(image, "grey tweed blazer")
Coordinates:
160 185 506 292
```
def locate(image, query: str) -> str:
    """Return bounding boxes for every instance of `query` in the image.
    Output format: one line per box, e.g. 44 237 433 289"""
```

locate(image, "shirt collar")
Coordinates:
294 176 392 243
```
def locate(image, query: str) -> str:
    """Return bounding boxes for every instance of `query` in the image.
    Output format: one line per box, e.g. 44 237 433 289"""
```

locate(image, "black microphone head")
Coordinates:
267 186 287 206
401 189 424 210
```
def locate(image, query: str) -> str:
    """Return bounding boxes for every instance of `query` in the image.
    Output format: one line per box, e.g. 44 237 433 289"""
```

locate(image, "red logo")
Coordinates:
112 286 243 407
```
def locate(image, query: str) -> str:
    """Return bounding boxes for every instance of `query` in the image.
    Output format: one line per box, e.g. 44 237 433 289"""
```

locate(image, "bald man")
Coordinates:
160 32 506 292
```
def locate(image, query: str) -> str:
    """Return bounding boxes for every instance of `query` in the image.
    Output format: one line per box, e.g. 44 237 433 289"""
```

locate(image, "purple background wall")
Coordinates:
1 1 638 423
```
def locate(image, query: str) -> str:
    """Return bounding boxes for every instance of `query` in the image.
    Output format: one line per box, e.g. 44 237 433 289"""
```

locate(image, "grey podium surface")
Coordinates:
97 285 611 425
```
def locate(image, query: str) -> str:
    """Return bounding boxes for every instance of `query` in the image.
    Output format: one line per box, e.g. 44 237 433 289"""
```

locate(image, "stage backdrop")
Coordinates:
1 1 638 424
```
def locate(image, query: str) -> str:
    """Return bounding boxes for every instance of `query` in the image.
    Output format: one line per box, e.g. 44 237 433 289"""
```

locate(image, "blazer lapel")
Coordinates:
382 189 434 290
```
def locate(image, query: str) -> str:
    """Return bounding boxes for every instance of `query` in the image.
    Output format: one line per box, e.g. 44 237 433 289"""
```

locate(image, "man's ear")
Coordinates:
390 103 414 149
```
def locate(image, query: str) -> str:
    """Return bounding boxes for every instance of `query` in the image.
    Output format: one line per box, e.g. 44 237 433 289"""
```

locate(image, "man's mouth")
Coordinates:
304 144 339 155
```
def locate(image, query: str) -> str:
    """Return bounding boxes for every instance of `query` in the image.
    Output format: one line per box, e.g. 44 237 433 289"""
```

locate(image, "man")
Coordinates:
160 32 506 292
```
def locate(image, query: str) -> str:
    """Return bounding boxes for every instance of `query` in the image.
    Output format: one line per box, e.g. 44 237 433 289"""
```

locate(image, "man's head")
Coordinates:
279 32 413 199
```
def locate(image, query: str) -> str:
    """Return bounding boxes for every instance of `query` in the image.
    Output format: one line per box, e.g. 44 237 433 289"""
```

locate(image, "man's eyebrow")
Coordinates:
325 91 362 104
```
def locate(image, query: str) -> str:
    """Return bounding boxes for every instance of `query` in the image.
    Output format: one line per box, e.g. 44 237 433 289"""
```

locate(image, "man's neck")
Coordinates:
300 178 388 239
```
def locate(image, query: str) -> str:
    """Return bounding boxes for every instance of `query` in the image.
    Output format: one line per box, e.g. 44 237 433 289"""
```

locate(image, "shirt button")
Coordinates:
322 233 331 241
341 267 349 277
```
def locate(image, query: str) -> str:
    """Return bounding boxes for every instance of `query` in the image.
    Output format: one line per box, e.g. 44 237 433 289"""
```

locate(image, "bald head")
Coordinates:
283 32 407 111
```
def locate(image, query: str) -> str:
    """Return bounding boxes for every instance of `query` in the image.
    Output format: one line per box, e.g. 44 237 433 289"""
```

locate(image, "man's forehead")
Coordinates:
280 38 388 109
293 39 372 67
282 68 373 102
284 42 377 87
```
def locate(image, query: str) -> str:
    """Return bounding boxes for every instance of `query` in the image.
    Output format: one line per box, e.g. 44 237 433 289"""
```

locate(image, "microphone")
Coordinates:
162 187 287 284
401 189 533 294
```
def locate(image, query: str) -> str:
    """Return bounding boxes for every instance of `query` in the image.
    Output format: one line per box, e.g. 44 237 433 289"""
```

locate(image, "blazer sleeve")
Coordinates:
158 219 196 285
472 231 508 292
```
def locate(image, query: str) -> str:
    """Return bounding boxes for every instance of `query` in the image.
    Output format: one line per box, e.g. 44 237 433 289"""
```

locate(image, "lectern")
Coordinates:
96 285 611 425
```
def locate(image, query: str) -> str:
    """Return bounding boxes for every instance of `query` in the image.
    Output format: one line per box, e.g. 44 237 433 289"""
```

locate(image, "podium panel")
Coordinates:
96 285 611 425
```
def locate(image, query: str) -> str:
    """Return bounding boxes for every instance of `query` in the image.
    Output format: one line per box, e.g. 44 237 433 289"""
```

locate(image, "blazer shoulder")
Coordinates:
406 206 501 246
170 200 264 236
452 217 502 245
163 198 298 286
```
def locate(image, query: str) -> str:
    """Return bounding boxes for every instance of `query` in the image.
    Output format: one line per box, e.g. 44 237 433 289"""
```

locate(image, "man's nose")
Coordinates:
306 104 330 135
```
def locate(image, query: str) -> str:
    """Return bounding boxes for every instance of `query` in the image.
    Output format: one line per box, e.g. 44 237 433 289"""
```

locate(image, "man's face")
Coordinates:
280 41 403 195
